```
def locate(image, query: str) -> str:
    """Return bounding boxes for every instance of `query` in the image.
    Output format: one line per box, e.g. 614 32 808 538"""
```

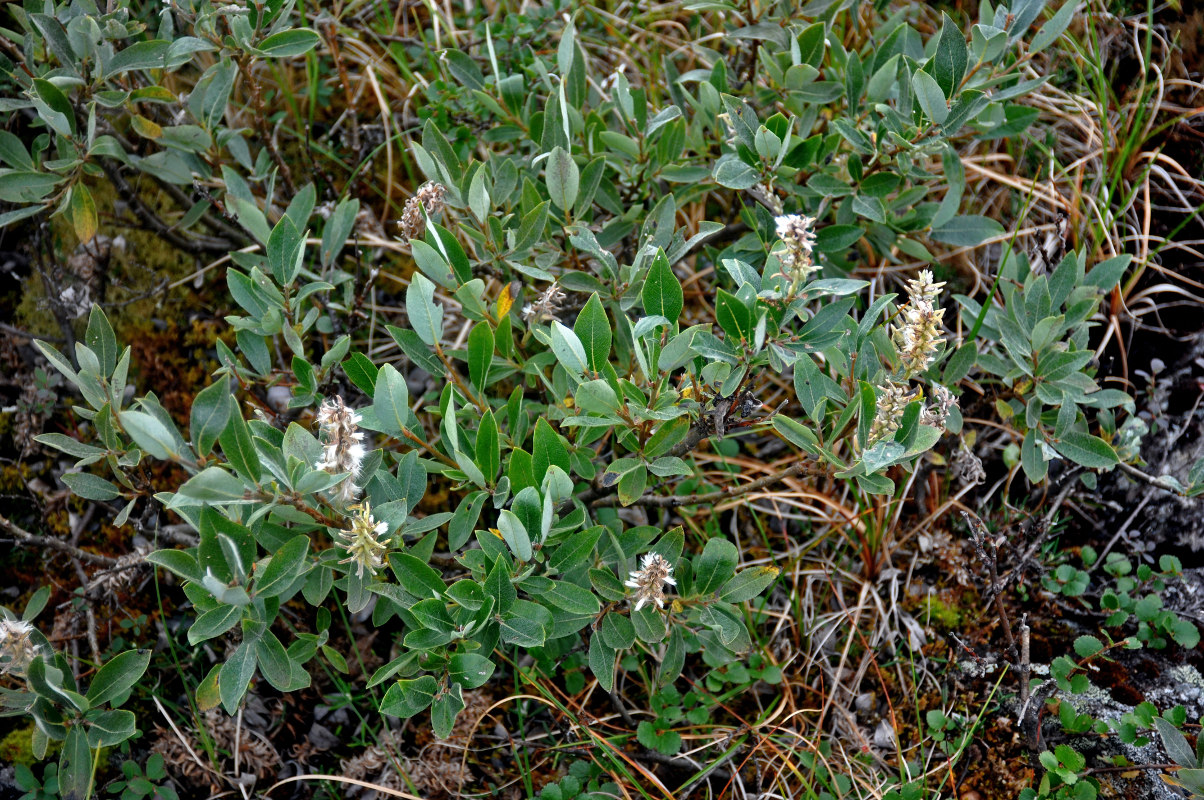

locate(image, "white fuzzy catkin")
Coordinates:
624 553 677 611
0 618 38 676
892 270 947 379
868 380 918 445
315 396 366 505
774 213 820 286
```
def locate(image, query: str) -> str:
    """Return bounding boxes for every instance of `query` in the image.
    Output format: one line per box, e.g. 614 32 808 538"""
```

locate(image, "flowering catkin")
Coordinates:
398 182 447 242
0 618 39 676
521 283 566 323
624 553 676 611
892 270 946 379
315 396 366 505
335 502 391 579
868 380 918 445
774 214 819 287
921 384 958 428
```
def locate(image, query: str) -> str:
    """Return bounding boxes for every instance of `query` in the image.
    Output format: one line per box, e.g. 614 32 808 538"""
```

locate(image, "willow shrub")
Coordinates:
1 0 1135 792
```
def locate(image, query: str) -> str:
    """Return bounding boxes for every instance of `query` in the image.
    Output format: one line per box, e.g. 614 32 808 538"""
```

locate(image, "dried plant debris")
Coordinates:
341 690 492 800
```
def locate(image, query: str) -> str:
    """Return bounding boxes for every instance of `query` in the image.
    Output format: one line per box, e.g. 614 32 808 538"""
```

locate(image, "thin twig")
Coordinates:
2 513 118 566
71 557 102 665
962 511 1017 659
1117 461 1189 495
592 461 813 509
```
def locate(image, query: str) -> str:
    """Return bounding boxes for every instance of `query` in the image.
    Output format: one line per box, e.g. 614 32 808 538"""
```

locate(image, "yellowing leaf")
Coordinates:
131 114 162 139
497 282 516 319
67 184 97 243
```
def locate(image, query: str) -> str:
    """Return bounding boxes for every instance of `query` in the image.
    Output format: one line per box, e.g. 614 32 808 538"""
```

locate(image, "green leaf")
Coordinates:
944 342 978 384
693 538 739 597
432 684 466 739
1172 619 1200 649
550 321 589 377
449 653 495 689
187 604 243 645
145 550 200 582
35 433 104 460
267 214 304 285
476 409 500 482
588 633 616 693
930 215 1004 246
642 250 683 323
257 29 321 57
342 352 378 396
218 411 260 484
546 146 580 212
173 467 248 504
1155 717 1197 768
659 626 686 687
219 641 256 714
1052 432 1119 469
574 294 612 373
255 631 294 690
58 725 91 800
467 168 490 223
513 200 550 253
86 649 151 706
256 535 310 597
0 204 46 229
321 197 359 267
85 306 117 376
541 580 601 615
32 78 76 137
85 708 137 748
631 605 667 643
645 417 689 458
912 69 948 124
617 464 647 507
931 13 967 98
548 527 603 574
373 363 410 437
191 380 232 458
531 418 570 486
392 553 447 599
410 239 456 289
22 586 50 621
0 130 33 170
499 611 547 647
1072 635 1102 658
1085 254 1132 291
106 39 171 74
814 224 864 253
63 472 121 501
1030 0 1079 55
467 322 494 391
715 289 752 342
497 509 533 562
719 566 780 603
121 410 180 460
449 492 488 552
637 720 682 756
1022 429 1049 483
406 273 444 347
713 158 759 189
0 171 61 203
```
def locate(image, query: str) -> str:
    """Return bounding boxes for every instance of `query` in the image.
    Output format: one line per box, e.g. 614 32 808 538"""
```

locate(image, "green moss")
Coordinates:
921 594 964 630
16 178 204 344
0 725 50 766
